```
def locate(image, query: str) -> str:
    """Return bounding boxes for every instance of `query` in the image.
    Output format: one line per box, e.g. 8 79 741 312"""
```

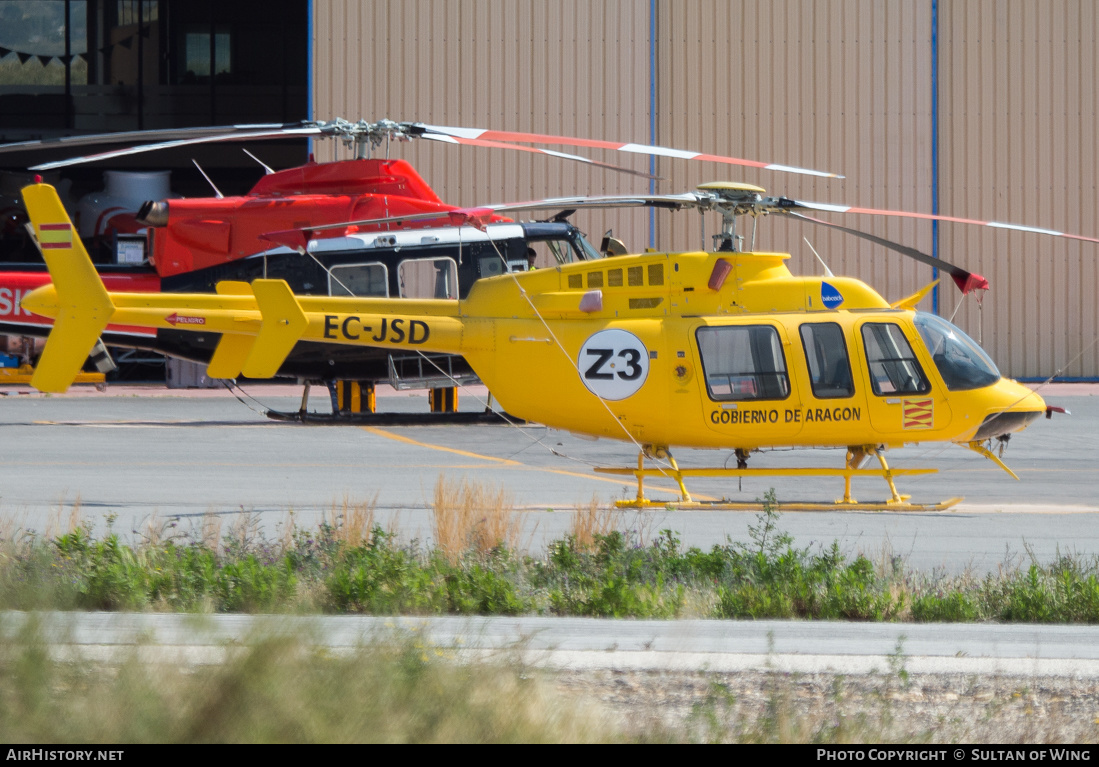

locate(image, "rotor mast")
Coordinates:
696 181 767 252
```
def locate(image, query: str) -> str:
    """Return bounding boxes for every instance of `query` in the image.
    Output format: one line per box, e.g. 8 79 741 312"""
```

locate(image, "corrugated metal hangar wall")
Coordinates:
313 0 1099 379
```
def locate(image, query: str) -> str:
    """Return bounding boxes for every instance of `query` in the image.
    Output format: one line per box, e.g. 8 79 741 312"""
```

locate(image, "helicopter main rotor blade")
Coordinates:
419 134 657 179
785 212 989 295
262 193 705 245
413 123 844 179
0 123 305 157
29 127 323 171
476 193 703 214
16 119 654 178
779 198 1099 246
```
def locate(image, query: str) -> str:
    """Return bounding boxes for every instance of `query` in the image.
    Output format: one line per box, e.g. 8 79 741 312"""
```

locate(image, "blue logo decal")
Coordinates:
821 281 844 309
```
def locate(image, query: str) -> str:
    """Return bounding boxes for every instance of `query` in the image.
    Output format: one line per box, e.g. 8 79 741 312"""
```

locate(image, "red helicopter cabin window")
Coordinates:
398 258 459 300
328 263 388 297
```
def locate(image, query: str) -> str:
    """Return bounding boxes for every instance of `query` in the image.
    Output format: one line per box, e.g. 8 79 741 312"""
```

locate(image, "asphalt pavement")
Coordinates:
1 380 1096 574
6 611 1099 677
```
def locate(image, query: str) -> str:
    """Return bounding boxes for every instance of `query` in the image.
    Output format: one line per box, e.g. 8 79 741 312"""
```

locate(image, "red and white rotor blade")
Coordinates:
419 134 655 178
416 123 843 179
791 200 1099 245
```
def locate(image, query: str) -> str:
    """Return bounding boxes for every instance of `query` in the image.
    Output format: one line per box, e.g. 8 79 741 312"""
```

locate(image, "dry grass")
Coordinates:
0 627 617 743
200 509 225 551
134 510 190 548
279 509 296 552
0 507 29 547
225 509 263 553
570 495 622 550
43 497 84 540
323 494 378 548
432 476 520 564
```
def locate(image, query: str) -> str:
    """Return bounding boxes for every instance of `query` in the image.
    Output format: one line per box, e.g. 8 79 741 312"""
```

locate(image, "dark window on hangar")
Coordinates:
0 0 307 136
182 26 231 82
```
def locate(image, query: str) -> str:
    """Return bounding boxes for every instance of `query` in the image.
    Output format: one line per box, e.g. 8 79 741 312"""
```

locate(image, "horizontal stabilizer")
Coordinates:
216 281 254 296
241 279 307 379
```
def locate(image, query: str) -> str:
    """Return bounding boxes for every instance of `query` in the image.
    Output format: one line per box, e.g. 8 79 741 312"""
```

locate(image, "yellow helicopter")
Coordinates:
19 179 1070 511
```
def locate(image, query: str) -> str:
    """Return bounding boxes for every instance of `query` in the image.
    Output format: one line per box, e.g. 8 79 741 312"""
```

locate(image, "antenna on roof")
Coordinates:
243 148 275 174
191 159 224 199
803 236 833 277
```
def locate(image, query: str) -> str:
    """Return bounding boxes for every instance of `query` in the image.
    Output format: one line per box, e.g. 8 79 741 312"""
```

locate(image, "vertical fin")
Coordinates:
240 279 307 379
21 183 115 392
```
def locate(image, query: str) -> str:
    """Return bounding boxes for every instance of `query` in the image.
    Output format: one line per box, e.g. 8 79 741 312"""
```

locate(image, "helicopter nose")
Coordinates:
972 409 1042 440
969 379 1046 440
20 284 59 319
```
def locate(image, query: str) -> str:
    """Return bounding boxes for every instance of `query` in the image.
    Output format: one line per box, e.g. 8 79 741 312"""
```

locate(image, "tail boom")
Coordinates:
21 181 472 390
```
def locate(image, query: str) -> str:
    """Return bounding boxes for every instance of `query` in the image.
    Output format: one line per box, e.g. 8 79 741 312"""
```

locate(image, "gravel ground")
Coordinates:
554 668 1099 743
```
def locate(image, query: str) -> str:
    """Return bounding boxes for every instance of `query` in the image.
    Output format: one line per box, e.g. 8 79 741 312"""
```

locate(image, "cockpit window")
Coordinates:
527 237 604 267
860 322 931 395
914 312 1000 390
576 233 604 261
521 234 603 267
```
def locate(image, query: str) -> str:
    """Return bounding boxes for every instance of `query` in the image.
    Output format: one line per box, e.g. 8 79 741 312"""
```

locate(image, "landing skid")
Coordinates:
595 445 960 512
599 496 963 512
263 380 522 425
265 409 517 425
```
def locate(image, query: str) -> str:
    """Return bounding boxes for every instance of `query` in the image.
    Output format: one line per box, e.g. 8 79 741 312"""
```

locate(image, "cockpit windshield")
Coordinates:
520 223 604 265
575 232 604 261
914 312 1000 390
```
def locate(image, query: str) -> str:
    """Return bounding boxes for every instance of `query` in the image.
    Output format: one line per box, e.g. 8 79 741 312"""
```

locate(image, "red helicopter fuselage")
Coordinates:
147 157 466 277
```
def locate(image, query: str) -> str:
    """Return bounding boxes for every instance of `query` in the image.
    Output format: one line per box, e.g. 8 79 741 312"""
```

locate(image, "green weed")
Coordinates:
1 488 1098 623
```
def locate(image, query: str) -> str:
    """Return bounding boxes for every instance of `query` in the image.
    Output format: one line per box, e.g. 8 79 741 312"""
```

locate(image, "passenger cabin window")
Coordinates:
860 323 930 395
697 325 790 401
328 263 388 297
398 257 459 299
800 323 854 399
